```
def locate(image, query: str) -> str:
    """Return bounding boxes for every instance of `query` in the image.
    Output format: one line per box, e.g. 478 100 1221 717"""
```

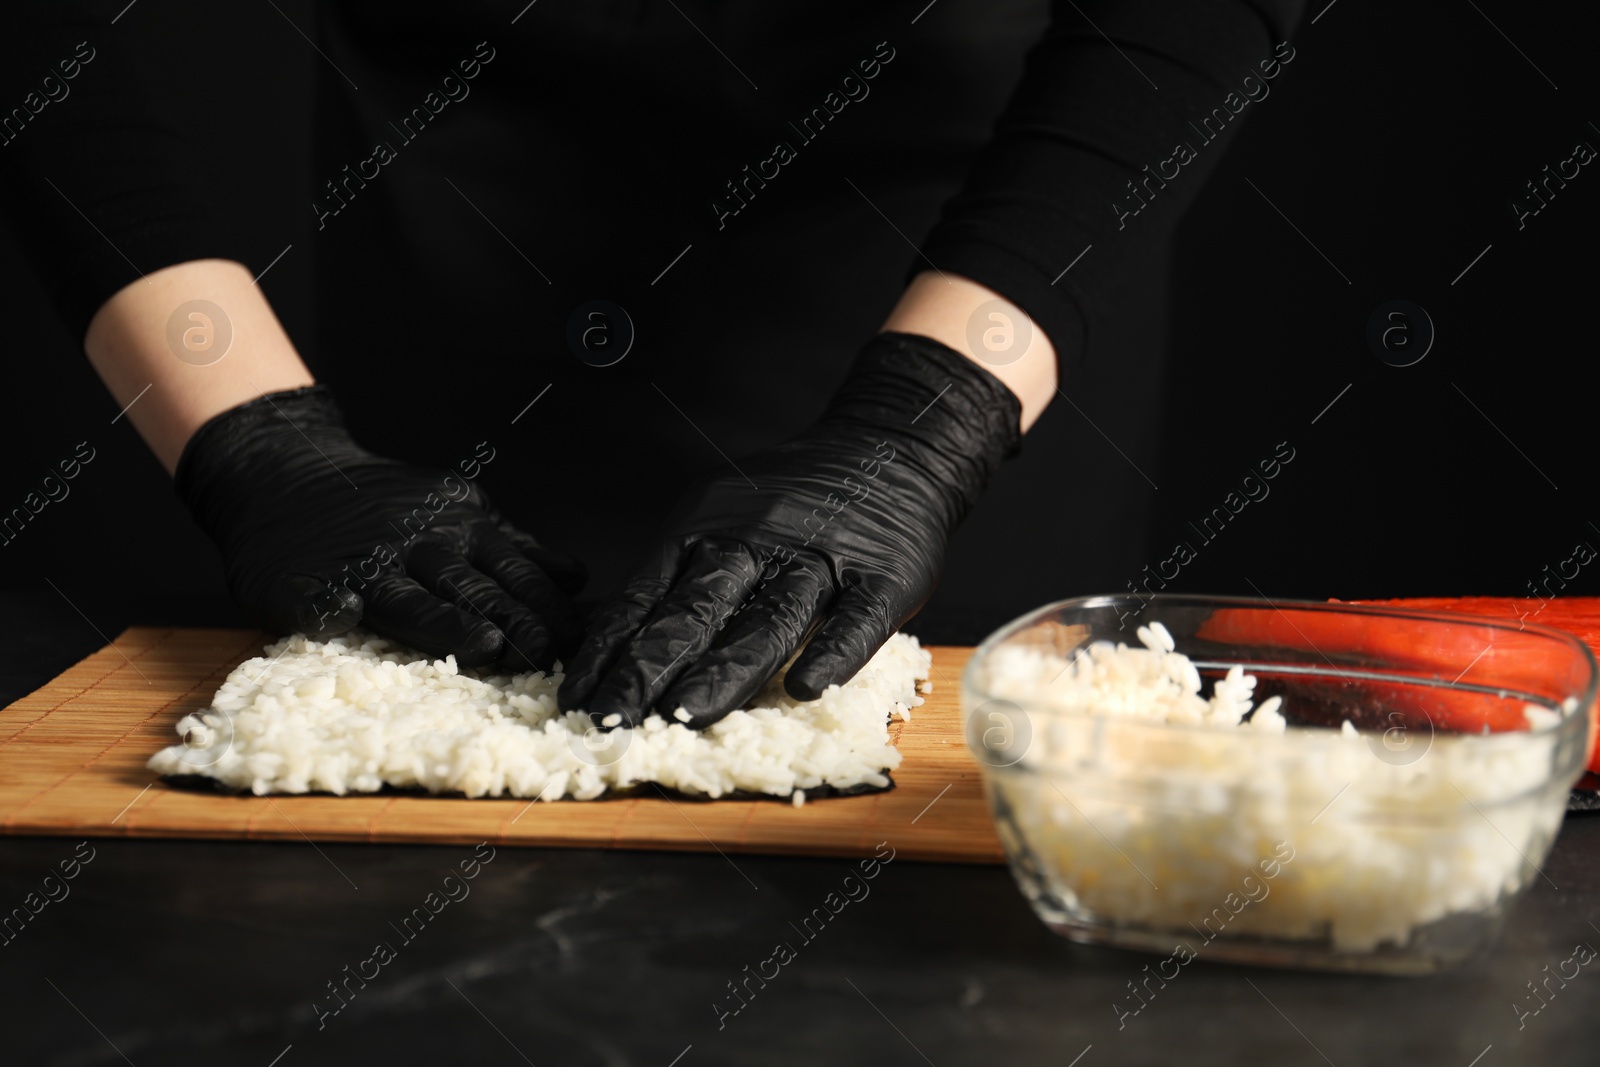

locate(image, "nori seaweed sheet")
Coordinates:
157 772 894 802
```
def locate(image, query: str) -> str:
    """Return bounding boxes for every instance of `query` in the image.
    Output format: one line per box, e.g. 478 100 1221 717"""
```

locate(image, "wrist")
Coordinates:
879 271 1056 432
174 385 354 528
816 332 1020 527
84 259 316 475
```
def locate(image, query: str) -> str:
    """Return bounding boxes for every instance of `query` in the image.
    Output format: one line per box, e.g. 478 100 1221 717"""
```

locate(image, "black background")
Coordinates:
1 0 1596 655
3 7 1600 1065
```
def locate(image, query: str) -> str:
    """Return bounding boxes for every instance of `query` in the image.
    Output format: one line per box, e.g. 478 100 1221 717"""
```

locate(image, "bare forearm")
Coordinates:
83 259 315 474
880 271 1056 432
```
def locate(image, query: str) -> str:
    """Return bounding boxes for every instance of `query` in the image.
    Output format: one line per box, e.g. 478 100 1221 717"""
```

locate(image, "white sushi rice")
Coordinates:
1012 622 1289 732
149 630 930 801
975 622 1576 954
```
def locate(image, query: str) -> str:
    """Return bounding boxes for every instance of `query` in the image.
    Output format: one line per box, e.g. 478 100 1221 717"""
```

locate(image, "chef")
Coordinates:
0 0 1303 726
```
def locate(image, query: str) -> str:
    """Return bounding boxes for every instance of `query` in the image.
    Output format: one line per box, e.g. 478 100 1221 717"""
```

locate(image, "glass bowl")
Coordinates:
962 594 1596 974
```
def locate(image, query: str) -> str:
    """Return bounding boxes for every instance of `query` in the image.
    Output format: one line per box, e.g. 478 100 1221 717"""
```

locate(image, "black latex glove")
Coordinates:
175 385 585 670
559 332 1021 727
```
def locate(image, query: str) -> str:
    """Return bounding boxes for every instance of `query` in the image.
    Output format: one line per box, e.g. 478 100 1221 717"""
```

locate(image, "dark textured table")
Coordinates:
2 608 1597 1066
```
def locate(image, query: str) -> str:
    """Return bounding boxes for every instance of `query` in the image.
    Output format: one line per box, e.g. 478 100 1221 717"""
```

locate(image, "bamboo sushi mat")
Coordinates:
0 629 1003 863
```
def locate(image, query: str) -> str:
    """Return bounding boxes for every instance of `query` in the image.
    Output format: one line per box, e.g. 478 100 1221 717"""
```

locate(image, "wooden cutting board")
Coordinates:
0 629 1002 863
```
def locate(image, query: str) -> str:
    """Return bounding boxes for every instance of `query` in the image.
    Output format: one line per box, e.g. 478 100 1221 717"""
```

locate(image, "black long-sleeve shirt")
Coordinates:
2 0 1304 363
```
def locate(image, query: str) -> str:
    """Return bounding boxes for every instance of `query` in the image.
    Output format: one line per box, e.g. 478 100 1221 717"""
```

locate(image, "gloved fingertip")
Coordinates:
660 658 766 729
302 587 363 637
656 680 707 727
557 672 594 712
784 643 858 702
665 692 735 731
585 692 643 730
786 599 895 703
262 574 361 637
556 633 613 710
452 622 504 668
782 671 830 704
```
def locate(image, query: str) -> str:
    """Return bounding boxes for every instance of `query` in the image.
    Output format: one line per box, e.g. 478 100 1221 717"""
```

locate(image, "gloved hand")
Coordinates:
175 385 585 669
559 332 1021 727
